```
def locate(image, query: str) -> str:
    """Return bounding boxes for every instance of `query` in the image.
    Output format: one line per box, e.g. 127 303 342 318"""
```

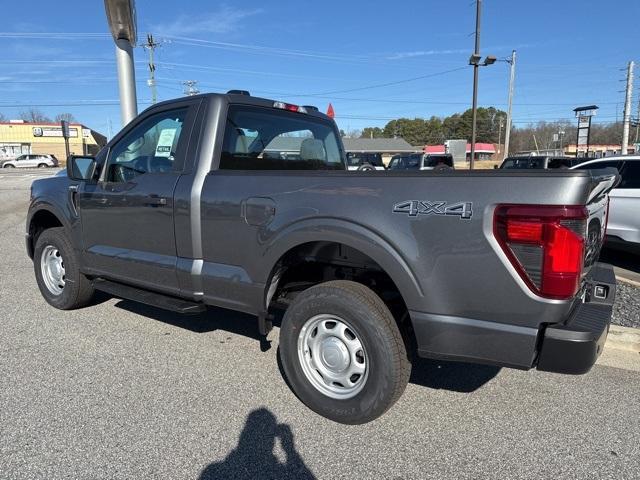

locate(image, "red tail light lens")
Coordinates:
494 205 587 299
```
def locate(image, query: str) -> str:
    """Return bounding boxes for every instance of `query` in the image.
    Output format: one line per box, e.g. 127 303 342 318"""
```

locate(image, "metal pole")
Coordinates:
503 50 516 160
115 37 138 125
622 60 634 154
586 115 592 157
469 0 482 170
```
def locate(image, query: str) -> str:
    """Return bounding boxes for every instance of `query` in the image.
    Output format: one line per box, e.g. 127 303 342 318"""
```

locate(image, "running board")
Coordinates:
93 279 206 314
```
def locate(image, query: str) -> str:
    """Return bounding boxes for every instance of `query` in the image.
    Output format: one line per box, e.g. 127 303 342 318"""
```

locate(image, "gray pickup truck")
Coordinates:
27 92 619 424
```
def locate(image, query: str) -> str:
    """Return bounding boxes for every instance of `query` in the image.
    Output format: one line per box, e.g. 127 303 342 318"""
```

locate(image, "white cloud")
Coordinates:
387 49 469 60
151 6 263 36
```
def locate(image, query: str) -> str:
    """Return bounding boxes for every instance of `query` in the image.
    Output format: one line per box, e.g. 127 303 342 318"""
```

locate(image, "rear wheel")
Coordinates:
4 164 15 168
279 280 411 424
38 163 48 168
34 227 94 309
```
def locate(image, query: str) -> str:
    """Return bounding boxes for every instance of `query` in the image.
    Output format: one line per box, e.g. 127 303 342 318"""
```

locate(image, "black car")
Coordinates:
388 153 454 171
346 152 385 170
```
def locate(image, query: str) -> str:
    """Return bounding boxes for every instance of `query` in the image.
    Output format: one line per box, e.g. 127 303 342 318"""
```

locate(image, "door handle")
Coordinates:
144 195 167 206
97 197 108 204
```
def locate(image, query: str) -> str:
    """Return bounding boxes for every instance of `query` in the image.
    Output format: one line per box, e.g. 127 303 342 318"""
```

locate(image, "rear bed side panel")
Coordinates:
199 171 593 328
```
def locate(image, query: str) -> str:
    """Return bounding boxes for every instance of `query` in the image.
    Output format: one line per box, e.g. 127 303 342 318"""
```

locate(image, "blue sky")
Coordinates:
0 0 638 138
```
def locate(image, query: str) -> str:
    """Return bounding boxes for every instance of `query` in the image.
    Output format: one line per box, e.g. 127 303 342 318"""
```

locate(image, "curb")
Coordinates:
616 275 640 288
606 324 640 353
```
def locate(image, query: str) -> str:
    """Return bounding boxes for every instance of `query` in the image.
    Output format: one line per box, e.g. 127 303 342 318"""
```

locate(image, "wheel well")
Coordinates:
266 241 414 350
28 209 63 257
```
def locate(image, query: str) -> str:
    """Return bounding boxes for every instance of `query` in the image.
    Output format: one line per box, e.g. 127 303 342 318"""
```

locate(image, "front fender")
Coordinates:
258 217 424 310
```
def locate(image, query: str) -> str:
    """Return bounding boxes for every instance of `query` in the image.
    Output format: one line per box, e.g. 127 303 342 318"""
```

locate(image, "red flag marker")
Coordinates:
326 103 335 118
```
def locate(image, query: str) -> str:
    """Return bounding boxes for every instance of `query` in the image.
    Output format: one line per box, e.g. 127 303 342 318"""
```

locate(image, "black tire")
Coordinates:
4 164 15 168
33 227 94 309
279 280 411 424
38 163 48 168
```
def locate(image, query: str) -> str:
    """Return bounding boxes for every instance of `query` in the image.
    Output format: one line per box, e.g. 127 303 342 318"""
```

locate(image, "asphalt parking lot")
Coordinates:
1 170 639 479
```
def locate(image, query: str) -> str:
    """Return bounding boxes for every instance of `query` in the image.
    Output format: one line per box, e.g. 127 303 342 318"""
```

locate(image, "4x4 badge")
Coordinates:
393 200 473 219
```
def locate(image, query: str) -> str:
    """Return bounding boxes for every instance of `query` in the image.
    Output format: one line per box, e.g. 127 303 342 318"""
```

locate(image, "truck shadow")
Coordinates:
198 407 315 480
113 300 500 393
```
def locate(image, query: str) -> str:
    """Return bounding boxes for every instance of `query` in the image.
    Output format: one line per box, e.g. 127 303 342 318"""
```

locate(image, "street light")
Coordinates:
468 0 496 169
104 0 138 125
469 53 496 169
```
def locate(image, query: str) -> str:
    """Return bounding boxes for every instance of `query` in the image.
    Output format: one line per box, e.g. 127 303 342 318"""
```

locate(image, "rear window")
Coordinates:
424 154 453 167
220 105 345 170
547 158 574 169
501 157 545 169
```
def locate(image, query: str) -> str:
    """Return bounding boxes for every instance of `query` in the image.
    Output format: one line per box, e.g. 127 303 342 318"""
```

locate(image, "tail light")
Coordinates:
494 205 587 299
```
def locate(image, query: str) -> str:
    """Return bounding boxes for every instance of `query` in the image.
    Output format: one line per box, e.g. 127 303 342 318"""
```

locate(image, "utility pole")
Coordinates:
622 60 634 154
143 33 159 104
183 80 200 96
634 96 640 144
469 0 482 170
503 50 516 160
497 116 504 155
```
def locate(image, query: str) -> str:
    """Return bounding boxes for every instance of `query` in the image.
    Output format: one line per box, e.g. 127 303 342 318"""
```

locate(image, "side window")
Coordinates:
105 108 188 182
220 105 345 170
577 160 621 171
619 162 640 189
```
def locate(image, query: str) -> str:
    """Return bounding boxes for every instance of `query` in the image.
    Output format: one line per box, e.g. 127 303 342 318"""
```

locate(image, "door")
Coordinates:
78 104 195 294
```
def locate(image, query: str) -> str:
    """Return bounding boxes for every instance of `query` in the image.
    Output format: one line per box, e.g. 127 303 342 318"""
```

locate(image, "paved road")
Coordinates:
1 172 639 480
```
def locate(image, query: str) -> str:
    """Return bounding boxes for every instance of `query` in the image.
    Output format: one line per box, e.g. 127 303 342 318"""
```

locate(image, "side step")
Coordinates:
93 279 206 314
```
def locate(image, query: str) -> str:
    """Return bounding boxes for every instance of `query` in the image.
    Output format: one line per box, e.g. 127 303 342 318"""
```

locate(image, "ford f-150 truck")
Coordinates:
27 91 619 424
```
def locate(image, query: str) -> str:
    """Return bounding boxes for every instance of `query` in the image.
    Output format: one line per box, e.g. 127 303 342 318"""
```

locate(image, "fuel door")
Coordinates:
242 197 276 226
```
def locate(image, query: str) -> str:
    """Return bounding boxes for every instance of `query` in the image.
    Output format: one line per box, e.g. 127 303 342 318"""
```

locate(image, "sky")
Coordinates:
0 0 638 138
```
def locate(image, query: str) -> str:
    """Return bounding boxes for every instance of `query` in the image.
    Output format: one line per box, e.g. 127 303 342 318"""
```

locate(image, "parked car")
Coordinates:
498 155 581 169
2 154 59 168
388 153 454 171
572 156 640 247
346 152 385 171
27 91 618 424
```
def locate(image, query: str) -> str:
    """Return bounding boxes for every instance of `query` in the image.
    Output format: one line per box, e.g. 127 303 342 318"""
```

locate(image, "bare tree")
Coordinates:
19 108 52 123
0 112 6 122
55 112 77 123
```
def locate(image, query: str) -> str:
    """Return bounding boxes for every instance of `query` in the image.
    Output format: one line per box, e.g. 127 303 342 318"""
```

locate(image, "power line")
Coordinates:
307 66 468 95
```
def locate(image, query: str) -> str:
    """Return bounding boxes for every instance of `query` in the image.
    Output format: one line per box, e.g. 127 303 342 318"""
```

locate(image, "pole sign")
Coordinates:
573 106 598 158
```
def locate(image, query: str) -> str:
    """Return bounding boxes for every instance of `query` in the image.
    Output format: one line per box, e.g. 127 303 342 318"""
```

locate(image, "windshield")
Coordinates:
220 105 345 170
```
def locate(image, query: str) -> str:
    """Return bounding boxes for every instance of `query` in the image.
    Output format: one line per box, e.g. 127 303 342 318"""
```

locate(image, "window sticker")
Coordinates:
155 128 177 157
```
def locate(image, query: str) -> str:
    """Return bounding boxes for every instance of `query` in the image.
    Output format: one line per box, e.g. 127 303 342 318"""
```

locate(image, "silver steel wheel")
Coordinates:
40 245 65 295
297 314 368 399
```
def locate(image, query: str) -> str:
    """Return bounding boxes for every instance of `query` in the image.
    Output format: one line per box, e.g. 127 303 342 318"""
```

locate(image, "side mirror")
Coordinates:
67 155 96 181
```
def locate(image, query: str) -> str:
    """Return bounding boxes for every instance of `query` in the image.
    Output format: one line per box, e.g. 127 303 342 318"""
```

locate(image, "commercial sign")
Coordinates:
32 127 79 138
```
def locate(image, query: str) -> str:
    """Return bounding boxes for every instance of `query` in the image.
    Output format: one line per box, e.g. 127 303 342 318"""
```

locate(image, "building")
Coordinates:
0 120 107 162
342 137 416 165
424 142 498 161
564 144 636 158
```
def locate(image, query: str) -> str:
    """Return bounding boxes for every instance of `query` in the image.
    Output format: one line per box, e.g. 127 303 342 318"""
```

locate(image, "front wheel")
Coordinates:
38 163 48 168
3 164 15 168
279 280 411 424
33 227 94 309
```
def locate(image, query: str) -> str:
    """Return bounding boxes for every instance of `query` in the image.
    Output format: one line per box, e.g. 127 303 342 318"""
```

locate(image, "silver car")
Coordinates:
572 156 640 246
1 154 59 168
